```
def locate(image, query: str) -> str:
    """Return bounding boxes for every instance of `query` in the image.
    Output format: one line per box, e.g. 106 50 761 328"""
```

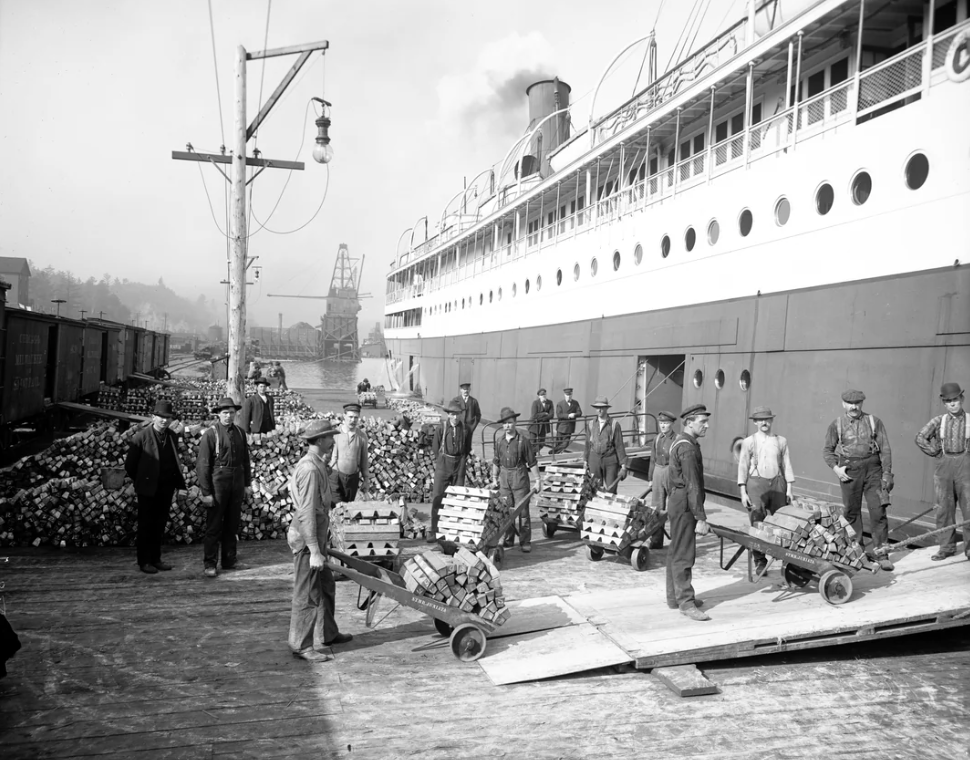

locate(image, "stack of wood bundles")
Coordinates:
582 491 662 552
748 499 867 568
436 486 509 547
401 547 511 624
97 386 122 410
536 462 593 529
330 501 401 559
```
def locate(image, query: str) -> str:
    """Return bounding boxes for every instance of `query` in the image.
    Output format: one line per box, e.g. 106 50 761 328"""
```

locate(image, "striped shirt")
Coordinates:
915 411 968 457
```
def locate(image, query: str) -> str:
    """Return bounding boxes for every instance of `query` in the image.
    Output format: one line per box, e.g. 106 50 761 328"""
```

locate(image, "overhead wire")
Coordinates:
632 0 667 95
247 0 273 278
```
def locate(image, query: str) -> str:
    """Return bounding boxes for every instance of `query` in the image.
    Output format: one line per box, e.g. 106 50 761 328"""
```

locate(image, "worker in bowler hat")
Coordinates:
491 406 542 552
584 396 628 493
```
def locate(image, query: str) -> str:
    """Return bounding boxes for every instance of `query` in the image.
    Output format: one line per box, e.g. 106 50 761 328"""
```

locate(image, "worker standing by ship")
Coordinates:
553 388 582 453
529 388 554 454
455 382 481 486
238 377 276 436
649 411 679 550
666 404 712 621
491 407 541 553
428 400 465 542
737 406 795 575
584 396 628 493
822 390 895 572
329 402 370 503
915 383 970 561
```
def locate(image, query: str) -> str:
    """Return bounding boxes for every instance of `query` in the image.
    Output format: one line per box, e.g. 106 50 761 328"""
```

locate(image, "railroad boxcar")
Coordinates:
52 318 84 403
80 322 109 395
2 309 54 424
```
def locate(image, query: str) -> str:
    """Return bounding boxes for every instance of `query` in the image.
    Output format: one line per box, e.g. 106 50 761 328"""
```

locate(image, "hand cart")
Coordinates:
436 489 537 570
709 523 877 606
328 548 498 661
537 458 589 539
582 484 660 572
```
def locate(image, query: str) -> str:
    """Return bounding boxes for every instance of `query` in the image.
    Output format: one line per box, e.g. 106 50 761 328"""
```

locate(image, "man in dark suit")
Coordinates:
530 388 554 453
239 377 276 435
125 400 187 574
455 382 481 486
553 388 582 453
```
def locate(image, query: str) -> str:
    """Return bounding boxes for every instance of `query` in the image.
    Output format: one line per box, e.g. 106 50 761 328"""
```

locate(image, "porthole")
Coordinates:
775 197 791 226
525 279 531 294
613 250 621 270
479 293 483 306
489 290 493 303
634 243 643 265
851 170 872 205
590 258 598 278
536 275 543 291
461 298 465 309
512 283 517 297
497 288 502 301
573 263 581 281
816 182 834 215
739 369 751 392
739 208 753 237
556 269 563 286
661 235 671 258
685 226 696 252
707 220 719 245
905 152 929 190
693 370 703 388
714 369 725 389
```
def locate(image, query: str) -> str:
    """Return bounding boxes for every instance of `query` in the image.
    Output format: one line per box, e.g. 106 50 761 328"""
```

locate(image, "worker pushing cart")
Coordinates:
491 406 542 553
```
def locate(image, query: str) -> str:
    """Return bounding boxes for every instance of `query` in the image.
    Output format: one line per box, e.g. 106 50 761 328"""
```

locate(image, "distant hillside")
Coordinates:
26 262 220 333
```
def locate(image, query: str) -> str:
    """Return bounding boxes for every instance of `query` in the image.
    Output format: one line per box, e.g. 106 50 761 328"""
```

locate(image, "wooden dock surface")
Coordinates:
1 499 968 759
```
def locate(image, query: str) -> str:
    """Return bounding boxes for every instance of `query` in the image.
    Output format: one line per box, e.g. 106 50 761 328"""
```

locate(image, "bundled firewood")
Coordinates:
582 491 663 552
536 462 593 529
436 486 510 548
330 501 402 559
748 498 867 568
401 547 511 625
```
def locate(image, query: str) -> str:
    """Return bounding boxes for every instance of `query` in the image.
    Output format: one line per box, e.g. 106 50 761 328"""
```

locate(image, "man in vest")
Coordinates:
553 388 582 454
239 377 276 436
530 388 554 454
455 382 481 486
737 406 795 575
428 400 465 542
196 397 253 577
649 411 679 550
584 396 628 493
822 389 895 571
329 402 370 503
666 404 712 621
492 406 542 552
915 382 970 561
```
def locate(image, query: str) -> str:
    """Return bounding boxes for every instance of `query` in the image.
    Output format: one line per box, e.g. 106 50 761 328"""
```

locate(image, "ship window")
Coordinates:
479 293 483 306
739 209 753 237
851 171 872 205
905 153 929 190
831 57 849 86
497 288 502 301
536 275 542 291
715 369 725 389
489 290 493 303
775 197 791 226
525 279 530 294
590 258 599 277
693 370 703 388
707 219 719 245
512 283 517 297
685 226 696 252
634 243 643 265
613 250 621 270
661 235 671 258
573 263 580 281
556 269 563 286
740 369 751 391
461 298 465 309
816 183 834 215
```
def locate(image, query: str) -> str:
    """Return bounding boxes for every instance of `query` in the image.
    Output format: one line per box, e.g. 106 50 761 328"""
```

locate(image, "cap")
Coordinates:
680 403 712 420
497 406 521 423
300 419 339 441
563 388 573 394
537 388 547 395
343 402 362 413
841 389 865 403
590 396 611 409
940 382 964 400
443 399 463 414
255 377 271 387
211 396 241 413
459 382 471 389
749 405 775 420
152 400 177 418
657 411 677 422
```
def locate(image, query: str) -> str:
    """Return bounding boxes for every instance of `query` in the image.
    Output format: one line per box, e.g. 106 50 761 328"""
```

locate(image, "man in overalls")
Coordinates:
428 400 465 542
492 406 542 553
584 396 628 493
649 411 678 550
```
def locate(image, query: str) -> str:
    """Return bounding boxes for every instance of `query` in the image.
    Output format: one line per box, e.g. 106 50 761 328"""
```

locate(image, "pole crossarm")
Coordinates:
247 50 313 140
171 151 304 171
246 40 329 61
267 294 328 299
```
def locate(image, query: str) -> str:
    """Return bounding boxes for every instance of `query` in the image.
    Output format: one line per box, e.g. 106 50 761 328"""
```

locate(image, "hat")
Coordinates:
211 396 241 413
152 400 176 418
300 419 339 441
680 403 712 420
255 377 271 387
940 382 964 400
363 378 369 382
749 406 775 420
459 382 471 389
657 411 676 422
497 406 520 423
590 396 611 409
563 388 573 394
443 399 463 414
343 402 362 413
537 388 547 395
841 389 865 403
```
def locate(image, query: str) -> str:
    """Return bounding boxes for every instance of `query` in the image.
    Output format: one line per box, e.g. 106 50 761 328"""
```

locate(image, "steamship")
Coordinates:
383 0 970 527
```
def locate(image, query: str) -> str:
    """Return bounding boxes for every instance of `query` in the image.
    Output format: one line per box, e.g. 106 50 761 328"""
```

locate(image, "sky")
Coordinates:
0 0 743 332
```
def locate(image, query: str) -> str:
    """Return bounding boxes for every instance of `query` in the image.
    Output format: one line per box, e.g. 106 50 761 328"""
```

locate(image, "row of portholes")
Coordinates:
693 368 752 392
425 153 931 315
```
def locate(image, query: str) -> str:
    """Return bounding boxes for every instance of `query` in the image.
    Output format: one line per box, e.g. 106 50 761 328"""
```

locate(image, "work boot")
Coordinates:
292 648 332 663
754 560 768 577
680 606 711 622
324 632 354 646
667 599 704 610
204 567 217 578
931 549 955 561
140 564 158 575
877 556 895 572
153 561 173 571
425 534 438 543
521 544 532 553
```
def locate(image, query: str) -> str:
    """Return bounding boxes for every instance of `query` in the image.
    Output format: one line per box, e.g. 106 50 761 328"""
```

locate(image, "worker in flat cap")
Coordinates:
239 376 276 436
737 406 795 575
491 407 542 552
529 388 554 454
329 402 369 503
553 387 582 454
666 404 712 621
287 419 352 662
455 382 481 486
915 382 970 561
822 389 894 571
649 411 679 550
584 396 628 493
428 399 466 542
196 397 252 577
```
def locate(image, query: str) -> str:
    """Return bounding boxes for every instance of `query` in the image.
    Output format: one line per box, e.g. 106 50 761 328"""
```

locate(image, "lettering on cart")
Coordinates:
14 353 44 367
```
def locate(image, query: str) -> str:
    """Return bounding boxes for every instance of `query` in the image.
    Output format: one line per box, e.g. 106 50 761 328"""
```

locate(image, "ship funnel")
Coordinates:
525 78 571 177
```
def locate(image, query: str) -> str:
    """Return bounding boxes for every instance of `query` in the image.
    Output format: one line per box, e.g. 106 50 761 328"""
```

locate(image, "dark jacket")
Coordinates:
239 393 276 434
530 398 554 437
124 424 187 496
458 395 482 455
432 420 465 474
195 423 252 496
668 432 707 521
585 415 629 467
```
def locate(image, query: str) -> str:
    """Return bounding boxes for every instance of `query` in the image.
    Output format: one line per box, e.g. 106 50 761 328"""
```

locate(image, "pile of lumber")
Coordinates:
401 547 511 624
96 386 122 409
536 462 593 529
748 499 867 568
582 491 662 552
330 501 401 560
436 486 509 547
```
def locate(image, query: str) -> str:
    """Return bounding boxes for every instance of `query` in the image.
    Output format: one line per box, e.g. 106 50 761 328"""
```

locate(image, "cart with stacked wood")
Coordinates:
536 460 594 538
434 485 537 569
582 487 662 571
329 501 403 570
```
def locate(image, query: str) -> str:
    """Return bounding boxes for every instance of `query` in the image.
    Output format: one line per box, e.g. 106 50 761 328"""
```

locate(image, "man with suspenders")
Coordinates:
584 396 628 493
428 400 465 542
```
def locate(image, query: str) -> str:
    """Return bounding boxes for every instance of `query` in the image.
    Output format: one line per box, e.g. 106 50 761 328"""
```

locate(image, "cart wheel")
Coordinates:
487 546 504 569
818 570 853 606
434 618 454 638
586 545 605 562
782 562 812 589
542 522 556 539
450 624 487 662
631 546 650 572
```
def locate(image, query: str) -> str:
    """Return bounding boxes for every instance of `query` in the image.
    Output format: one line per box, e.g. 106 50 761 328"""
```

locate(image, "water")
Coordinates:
284 357 397 417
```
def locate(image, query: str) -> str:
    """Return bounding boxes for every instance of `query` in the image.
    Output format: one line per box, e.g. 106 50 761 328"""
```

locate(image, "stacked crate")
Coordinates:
401 547 511 624
330 502 401 560
749 500 867 569
436 486 509 548
97 386 122 411
536 462 593 530
582 491 662 552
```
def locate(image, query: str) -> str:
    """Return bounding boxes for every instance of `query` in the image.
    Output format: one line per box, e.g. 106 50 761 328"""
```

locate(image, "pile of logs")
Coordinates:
536 462 593 530
582 491 663 552
330 501 402 560
401 547 511 624
749 499 867 568
436 486 510 548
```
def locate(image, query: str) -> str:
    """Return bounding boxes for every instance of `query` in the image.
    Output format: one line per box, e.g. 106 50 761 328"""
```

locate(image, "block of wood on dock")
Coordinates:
401 547 511 624
329 502 402 560
436 485 510 549
537 462 593 529
582 491 662 552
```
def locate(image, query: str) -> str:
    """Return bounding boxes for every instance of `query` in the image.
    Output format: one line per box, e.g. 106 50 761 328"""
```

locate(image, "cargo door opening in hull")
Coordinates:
628 355 685 479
